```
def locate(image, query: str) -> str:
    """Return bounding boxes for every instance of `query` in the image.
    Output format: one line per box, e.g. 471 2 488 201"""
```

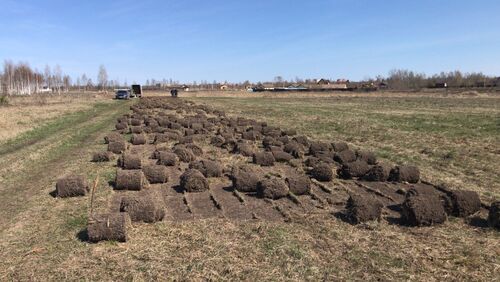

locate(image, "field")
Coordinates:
0 92 498 281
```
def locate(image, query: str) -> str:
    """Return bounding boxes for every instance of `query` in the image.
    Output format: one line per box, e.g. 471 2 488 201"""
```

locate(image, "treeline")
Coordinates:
371 69 499 90
0 60 119 95
0 60 73 95
2 59 499 95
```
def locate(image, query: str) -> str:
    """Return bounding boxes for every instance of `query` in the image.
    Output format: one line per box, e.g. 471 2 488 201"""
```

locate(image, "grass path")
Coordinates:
0 101 133 230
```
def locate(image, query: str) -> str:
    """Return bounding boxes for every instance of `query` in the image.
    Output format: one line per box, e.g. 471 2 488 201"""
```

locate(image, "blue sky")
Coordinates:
1 0 499 83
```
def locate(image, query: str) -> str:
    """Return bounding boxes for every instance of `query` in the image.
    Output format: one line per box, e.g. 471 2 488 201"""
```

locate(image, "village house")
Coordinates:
314 78 348 89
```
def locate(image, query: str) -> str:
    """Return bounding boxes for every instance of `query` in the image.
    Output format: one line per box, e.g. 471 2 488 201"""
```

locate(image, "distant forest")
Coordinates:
1 59 499 95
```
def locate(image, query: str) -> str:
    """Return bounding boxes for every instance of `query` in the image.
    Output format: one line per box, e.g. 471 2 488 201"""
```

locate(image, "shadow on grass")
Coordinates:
386 216 406 226
467 216 490 228
76 229 89 242
333 211 361 226
48 190 58 198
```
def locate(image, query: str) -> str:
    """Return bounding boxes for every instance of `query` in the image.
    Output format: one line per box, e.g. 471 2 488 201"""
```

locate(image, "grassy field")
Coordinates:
0 93 112 143
189 95 500 202
0 92 498 281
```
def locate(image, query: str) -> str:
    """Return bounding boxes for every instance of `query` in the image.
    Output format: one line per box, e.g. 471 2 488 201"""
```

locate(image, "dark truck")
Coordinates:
131 84 143 98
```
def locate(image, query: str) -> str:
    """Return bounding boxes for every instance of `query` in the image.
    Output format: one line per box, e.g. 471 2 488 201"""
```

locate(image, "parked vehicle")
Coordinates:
115 89 130 100
131 84 143 98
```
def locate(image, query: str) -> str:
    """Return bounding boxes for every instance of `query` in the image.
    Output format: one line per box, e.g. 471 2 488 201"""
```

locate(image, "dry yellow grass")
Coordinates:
0 92 498 281
188 93 500 202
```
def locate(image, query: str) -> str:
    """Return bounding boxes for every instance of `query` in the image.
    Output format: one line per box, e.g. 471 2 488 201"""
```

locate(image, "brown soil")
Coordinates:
119 153 142 170
262 136 281 148
363 163 392 182
334 149 357 164
180 169 209 192
488 201 500 229
87 212 131 242
446 190 481 217
157 151 178 166
284 142 304 158
309 141 332 155
272 150 293 163
253 151 275 166
185 143 204 155
401 194 447 226
389 165 420 183
355 150 377 165
257 177 289 199
285 173 311 195
142 165 169 184
108 140 127 154
337 160 370 179
131 134 147 145
154 132 180 143
130 118 142 126
115 122 128 131
55 174 89 198
189 159 223 178
92 151 113 162
231 165 263 192
87 98 483 236
104 132 124 144
130 126 143 134
120 190 165 223
332 141 349 152
242 130 262 141
293 135 309 147
345 194 383 224
174 147 196 163
115 169 145 191
210 135 225 147
310 163 334 182
234 142 256 157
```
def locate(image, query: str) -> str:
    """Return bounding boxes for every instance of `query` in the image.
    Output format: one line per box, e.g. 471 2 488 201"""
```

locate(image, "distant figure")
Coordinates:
170 89 178 97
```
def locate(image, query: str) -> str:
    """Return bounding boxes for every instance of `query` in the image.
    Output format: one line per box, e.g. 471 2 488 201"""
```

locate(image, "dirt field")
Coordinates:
0 91 498 281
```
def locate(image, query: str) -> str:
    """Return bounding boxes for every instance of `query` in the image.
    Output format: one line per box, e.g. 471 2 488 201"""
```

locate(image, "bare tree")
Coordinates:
87 78 94 90
274 76 284 87
81 74 88 92
53 65 62 94
97 65 108 91
44 65 52 90
63 75 71 92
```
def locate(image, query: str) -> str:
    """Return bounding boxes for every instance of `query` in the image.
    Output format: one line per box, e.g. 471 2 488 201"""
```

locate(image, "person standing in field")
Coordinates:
170 89 178 97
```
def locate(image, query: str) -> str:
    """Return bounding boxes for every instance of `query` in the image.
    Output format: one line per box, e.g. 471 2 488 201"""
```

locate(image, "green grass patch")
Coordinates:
261 226 305 259
64 214 88 231
0 95 8 106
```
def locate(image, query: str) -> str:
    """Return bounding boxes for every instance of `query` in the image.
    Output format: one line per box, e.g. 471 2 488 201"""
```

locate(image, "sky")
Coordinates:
1 0 500 84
